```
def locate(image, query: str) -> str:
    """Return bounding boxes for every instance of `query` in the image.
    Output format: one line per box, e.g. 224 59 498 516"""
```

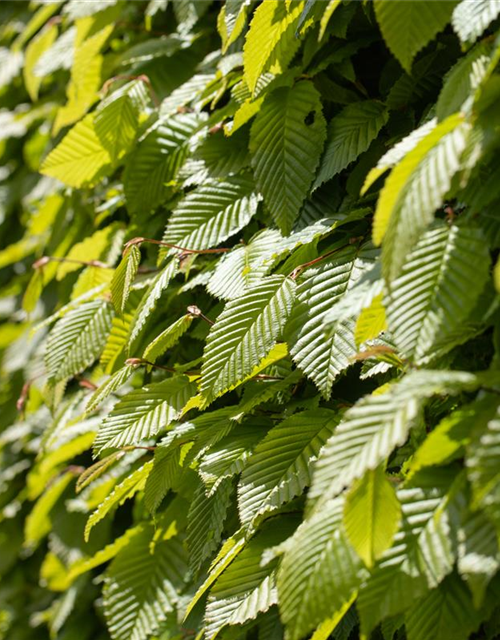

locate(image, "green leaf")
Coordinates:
452 0 500 44
162 174 259 252
314 101 388 189
199 422 268 495
343 466 401 568
458 508 500 608
238 409 338 526
437 42 491 120
94 375 197 452
40 114 112 187
386 222 490 363
205 517 298 639
103 524 188 640
374 0 457 72
287 245 377 398
357 472 460 636
278 497 365 640
201 275 296 403
124 114 202 214
243 0 305 94
467 402 500 514
110 245 141 315
84 363 138 416
128 258 178 349
85 461 153 541
143 314 194 363
405 574 483 640
250 80 326 233
207 229 280 301
94 80 148 161
187 478 233 574
45 299 114 382
372 113 468 282
309 371 489 507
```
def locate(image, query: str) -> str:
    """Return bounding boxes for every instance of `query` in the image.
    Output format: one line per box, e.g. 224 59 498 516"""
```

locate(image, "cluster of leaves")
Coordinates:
2 0 500 639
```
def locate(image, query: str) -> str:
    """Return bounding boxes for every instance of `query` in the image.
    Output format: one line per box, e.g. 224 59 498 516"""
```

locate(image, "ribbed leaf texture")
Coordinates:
374 0 457 72
162 174 259 252
357 471 459 636
309 371 488 506
467 403 500 515
287 245 377 398
124 114 201 214
452 0 500 44
250 80 326 233
104 524 187 640
84 363 137 415
142 314 193 363
110 245 141 315
187 478 233 574
386 223 490 364
204 518 298 639
85 461 153 541
45 299 113 382
94 375 196 452
278 497 365 640
375 114 468 281
207 229 280 300
238 409 338 526
201 275 296 403
128 259 178 349
243 0 304 94
314 101 388 189
404 574 482 640
40 114 111 187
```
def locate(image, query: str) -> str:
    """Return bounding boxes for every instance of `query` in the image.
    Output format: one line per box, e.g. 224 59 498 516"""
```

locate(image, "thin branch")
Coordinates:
187 305 214 326
289 244 351 280
123 237 230 257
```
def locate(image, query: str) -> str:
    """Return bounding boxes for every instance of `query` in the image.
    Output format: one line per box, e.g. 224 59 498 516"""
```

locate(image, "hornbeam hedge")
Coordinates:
1 1 500 639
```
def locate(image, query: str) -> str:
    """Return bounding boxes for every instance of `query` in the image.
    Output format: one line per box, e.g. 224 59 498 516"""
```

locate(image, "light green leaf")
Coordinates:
25 472 73 549
143 314 194 363
201 275 296 403
343 466 401 568
243 0 305 94
309 371 489 507
129 258 178 349
207 229 280 301
205 518 298 639
250 80 326 233
84 363 138 416
40 114 112 188
372 113 468 282
287 245 377 398
23 23 58 101
110 245 141 315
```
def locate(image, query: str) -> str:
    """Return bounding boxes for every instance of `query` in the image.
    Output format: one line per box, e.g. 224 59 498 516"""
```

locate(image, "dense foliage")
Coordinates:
2 0 500 638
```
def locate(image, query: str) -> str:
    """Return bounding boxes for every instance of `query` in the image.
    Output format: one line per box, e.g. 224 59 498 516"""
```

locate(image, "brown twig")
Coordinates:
123 237 230 258
187 305 214 326
101 73 160 107
289 244 352 280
